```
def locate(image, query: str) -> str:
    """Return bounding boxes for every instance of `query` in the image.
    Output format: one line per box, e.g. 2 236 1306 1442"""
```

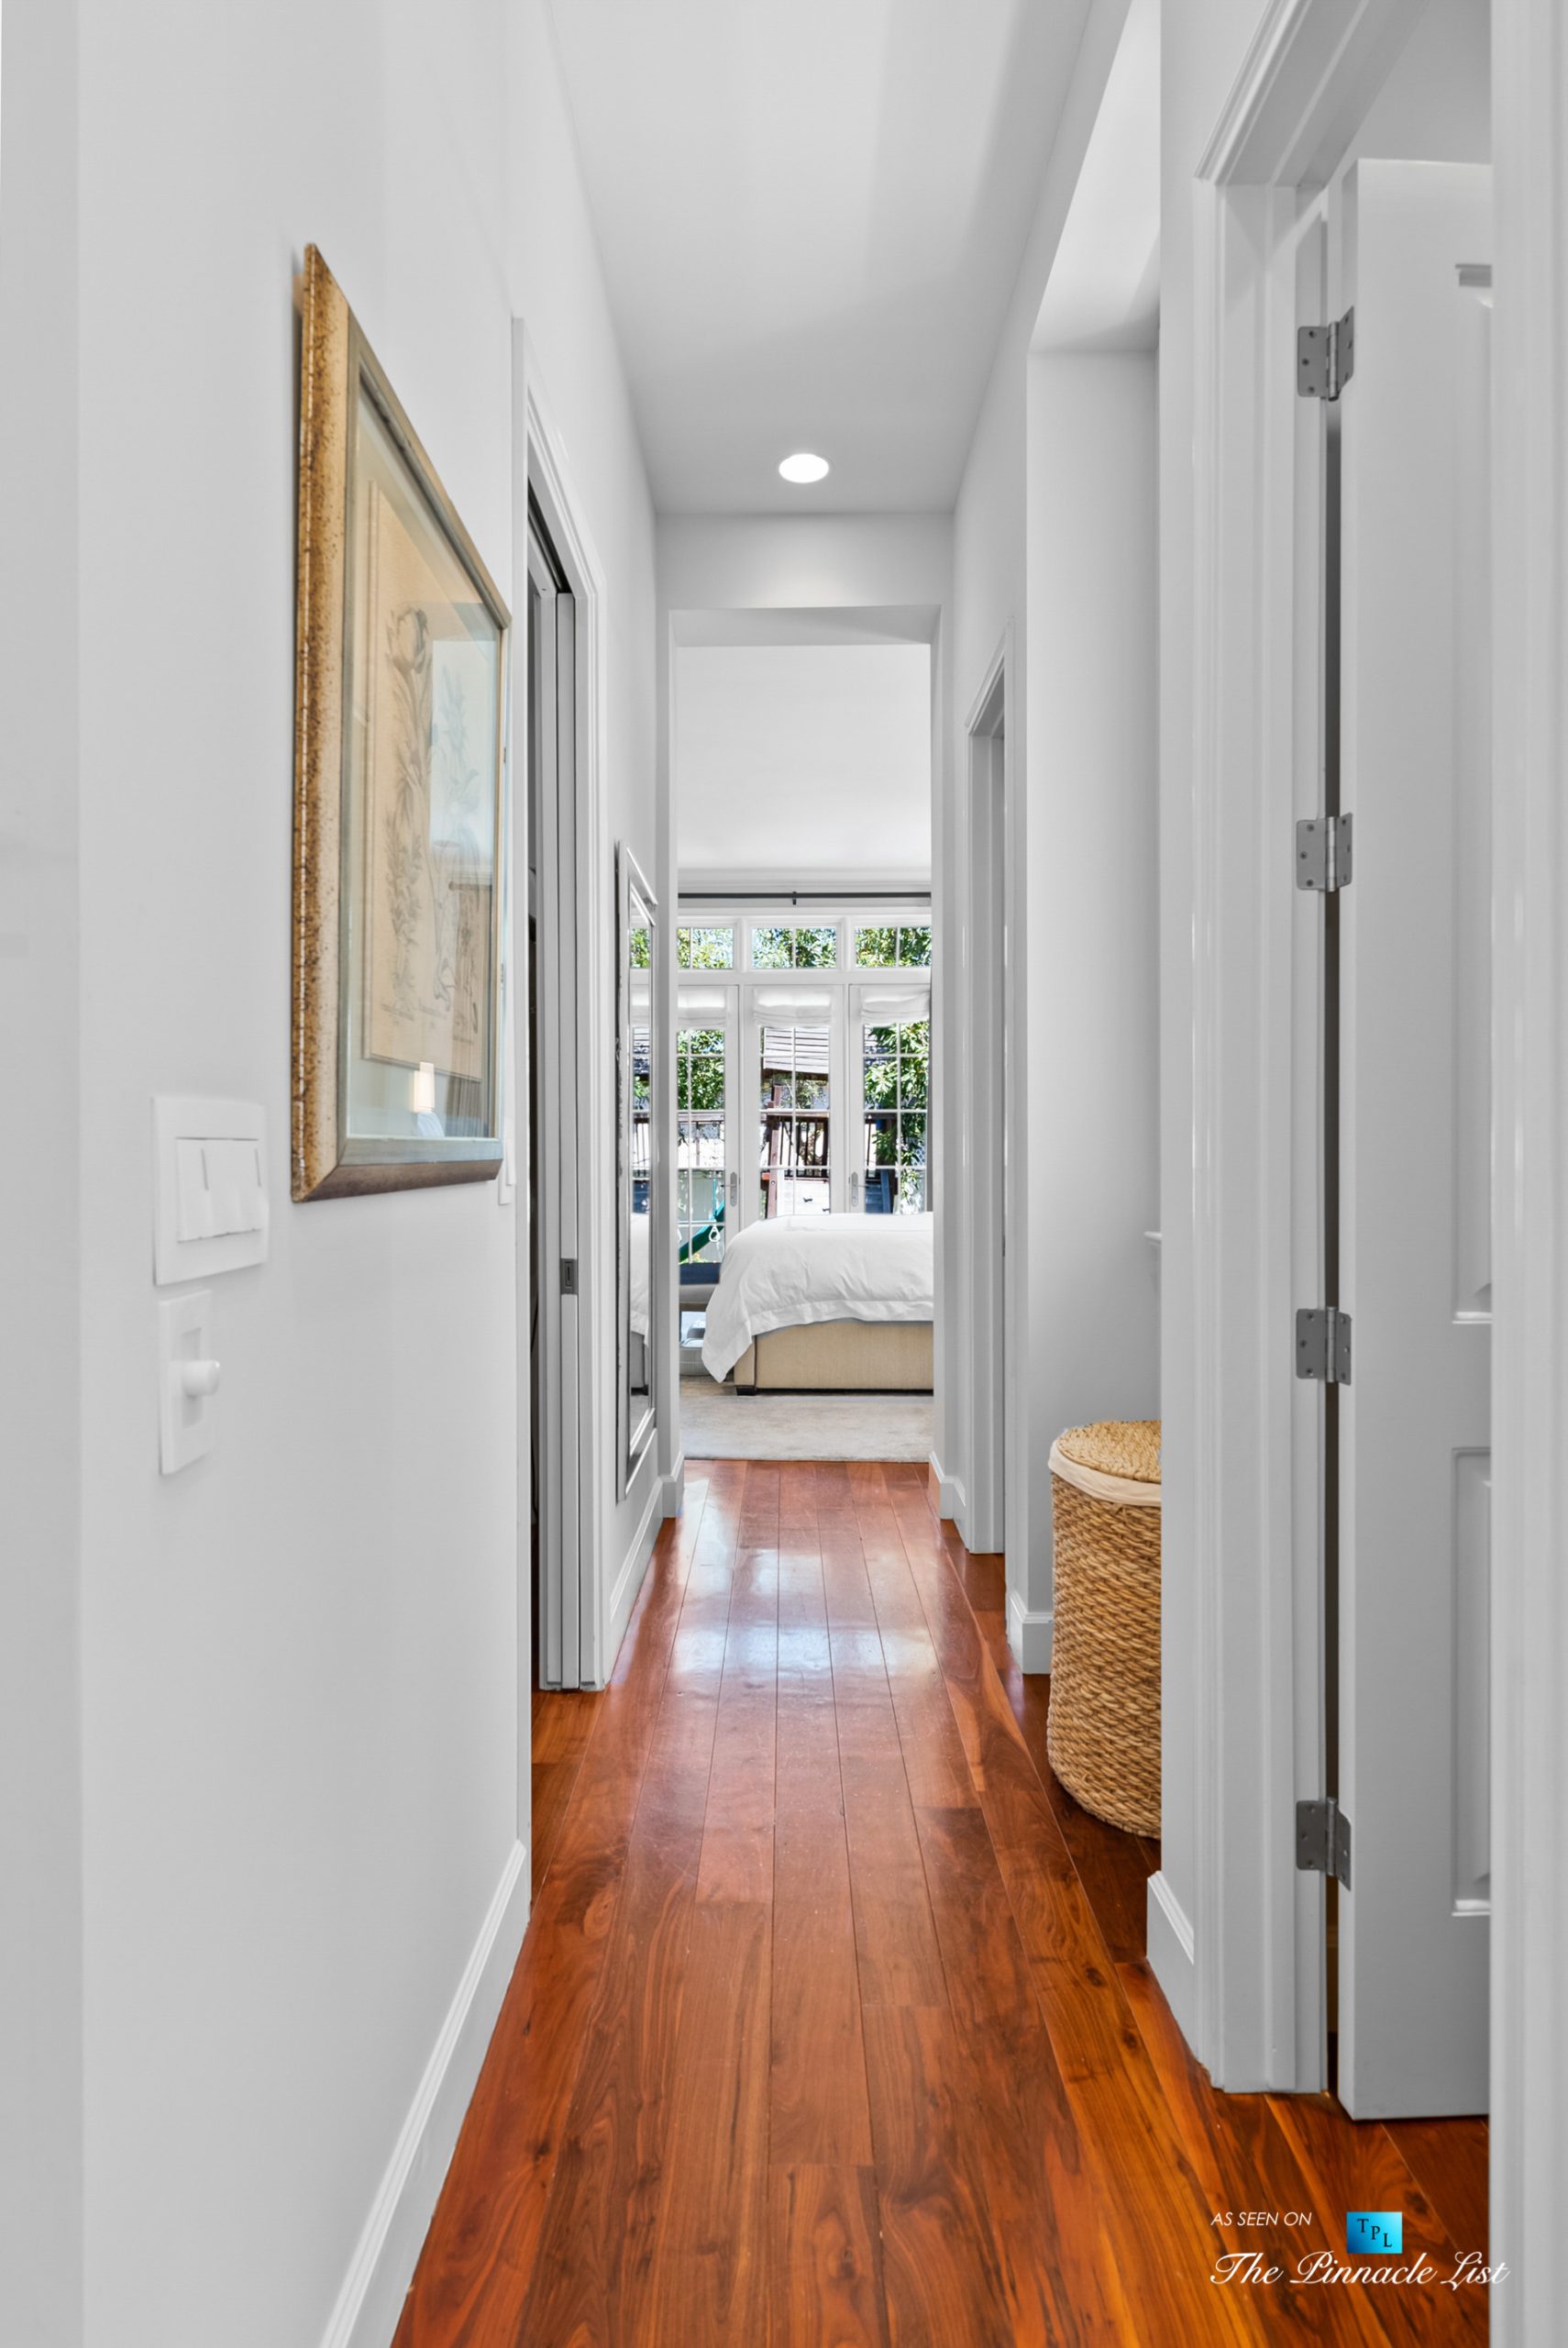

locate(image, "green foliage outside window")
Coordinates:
751 923 838 969
862 1019 930 1204
855 923 932 968
677 1029 725 1113
677 925 734 969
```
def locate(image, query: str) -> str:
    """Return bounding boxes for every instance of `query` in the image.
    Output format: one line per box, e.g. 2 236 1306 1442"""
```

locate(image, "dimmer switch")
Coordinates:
159 1290 218 1474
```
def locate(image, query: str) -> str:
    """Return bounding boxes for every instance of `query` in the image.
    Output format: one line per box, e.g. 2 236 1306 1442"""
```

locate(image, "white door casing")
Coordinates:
1333 158 1492 2120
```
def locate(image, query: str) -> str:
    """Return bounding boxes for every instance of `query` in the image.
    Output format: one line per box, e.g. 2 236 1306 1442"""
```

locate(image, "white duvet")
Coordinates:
701 1213 934 1379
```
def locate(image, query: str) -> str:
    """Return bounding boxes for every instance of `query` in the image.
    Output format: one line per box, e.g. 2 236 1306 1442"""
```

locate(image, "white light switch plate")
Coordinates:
159 1290 218 1474
153 1097 269 1284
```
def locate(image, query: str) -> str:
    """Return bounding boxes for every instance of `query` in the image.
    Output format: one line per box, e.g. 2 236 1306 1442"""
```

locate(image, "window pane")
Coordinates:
855 924 900 967
677 1025 726 1261
861 1016 930 1213
791 924 838 968
750 921 837 969
677 925 734 969
855 921 932 967
760 1024 831 1216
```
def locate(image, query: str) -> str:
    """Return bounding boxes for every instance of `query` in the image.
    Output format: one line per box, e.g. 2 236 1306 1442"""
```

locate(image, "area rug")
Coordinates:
679 1379 934 1463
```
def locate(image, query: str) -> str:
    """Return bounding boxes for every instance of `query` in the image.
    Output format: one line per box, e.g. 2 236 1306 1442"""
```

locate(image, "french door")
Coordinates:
677 975 932 1237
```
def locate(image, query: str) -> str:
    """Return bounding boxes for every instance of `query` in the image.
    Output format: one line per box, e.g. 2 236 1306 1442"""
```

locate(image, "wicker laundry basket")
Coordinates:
1046 1420 1162 1836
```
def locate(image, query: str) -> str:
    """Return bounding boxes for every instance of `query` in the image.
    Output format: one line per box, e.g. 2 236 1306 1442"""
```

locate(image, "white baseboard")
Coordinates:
1007 1587 1053 1674
318 1840 529 2348
1146 1869 1198 2050
929 1449 967 1526
660 1454 685 1520
602 1473 663 1680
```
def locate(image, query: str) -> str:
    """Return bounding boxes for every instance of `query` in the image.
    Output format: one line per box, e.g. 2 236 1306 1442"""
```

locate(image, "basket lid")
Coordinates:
1055 1420 1161 1486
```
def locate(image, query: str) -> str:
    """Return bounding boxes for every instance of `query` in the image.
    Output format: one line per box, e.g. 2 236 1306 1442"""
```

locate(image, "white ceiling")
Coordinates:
546 0 1094 514
676 644 931 884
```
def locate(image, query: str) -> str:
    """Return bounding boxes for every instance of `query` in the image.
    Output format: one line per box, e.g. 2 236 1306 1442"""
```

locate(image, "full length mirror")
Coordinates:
618 845 657 1492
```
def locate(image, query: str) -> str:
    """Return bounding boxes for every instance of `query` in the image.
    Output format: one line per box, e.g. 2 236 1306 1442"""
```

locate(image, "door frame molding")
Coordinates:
1175 0 1428 2096
515 325 610 1700
1490 0 1568 2329
957 640 1010 1559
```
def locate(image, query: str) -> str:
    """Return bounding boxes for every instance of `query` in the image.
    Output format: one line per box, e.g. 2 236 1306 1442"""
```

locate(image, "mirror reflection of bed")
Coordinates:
673 638 934 1465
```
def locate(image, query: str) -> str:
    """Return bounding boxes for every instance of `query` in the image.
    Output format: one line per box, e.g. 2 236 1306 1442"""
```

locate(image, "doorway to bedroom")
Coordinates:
671 637 936 1464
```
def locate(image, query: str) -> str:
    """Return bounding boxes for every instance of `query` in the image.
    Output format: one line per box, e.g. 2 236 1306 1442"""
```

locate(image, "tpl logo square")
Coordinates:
1346 2211 1403 2257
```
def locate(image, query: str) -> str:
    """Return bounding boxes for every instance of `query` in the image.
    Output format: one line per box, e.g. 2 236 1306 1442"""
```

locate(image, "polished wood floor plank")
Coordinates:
771 1534 876 2169
861 2001 1017 2348
393 1491 715 2348
911 1799 1042 2032
951 2012 1132 2348
646 1896 773 2343
1119 1956 1386 2346
400 1460 1487 2348
770 2165 889 2348
1269 2098 1488 2345
1386 2117 1490 2265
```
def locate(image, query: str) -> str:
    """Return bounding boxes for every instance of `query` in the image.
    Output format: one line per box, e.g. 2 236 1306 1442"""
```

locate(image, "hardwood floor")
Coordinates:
393 1460 1489 2346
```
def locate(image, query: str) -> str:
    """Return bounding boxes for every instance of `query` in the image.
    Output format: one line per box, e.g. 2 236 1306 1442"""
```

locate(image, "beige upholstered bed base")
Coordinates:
731 1320 933 1393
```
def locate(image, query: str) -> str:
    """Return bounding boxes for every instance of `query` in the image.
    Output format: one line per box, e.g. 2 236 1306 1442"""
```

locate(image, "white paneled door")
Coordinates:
1335 161 1492 2120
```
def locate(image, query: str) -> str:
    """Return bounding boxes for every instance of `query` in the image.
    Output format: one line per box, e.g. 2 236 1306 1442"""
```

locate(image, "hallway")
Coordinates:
394 1463 1487 2347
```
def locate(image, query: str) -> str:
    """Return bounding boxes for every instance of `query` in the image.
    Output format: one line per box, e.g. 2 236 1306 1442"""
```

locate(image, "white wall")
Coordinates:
1021 351 1160 1631
0 5 85 2342
513 0 666 1656
949 0 1143 1648
676 643 932 888
1151 0 1279 2040
31 6 660 2347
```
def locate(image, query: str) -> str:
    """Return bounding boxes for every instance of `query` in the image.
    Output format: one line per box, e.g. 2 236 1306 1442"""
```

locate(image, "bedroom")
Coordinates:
664 637 937 1461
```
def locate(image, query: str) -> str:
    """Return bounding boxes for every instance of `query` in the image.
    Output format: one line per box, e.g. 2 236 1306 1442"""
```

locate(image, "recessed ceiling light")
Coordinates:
778 451 830 484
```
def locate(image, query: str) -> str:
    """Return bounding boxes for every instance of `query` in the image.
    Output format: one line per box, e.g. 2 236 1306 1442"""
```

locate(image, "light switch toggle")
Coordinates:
154 1098 269 1285
179 1357 222 1400
175 1137 266 1243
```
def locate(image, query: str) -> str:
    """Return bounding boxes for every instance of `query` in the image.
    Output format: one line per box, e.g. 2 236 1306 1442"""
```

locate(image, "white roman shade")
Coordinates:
748 986 835 1022
677 983 729 1015
853 981 932 1023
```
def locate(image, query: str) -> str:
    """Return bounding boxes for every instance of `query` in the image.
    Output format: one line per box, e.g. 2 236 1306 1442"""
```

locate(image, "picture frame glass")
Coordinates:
342 385 503 1146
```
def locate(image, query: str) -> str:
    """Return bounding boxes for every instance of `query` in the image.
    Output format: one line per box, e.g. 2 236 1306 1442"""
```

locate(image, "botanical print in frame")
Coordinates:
293 245 511 1200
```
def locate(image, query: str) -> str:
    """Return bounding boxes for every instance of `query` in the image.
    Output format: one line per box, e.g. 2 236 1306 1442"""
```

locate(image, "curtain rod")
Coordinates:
679 891 932 906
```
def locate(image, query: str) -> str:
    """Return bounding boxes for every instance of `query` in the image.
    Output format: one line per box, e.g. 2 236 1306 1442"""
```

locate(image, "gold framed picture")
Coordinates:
293 245 511 1201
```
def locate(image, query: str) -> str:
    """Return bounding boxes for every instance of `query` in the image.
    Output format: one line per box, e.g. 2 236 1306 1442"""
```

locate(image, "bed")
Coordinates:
701 1213 934 1392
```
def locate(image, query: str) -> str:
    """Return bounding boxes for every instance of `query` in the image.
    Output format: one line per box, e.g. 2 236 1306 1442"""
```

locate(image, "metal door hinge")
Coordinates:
1296 813 1353 892
561 1257 579 1296
1296 1305 1352 1383
1297 1796 1353 1887
1297 309 1355 401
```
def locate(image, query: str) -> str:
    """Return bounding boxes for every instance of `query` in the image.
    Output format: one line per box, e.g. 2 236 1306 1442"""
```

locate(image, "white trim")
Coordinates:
601 1471 664 1689
1177 0 1424 2099
955 636 1011 1567
518 326 611 1693
1198 0 1422 188
928 1449 967 1530
1006 1588 1053 1674
1146 1872 1198 2047
316 1844 529 2348
660 1456 685 1520
1490 0 1567 2330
